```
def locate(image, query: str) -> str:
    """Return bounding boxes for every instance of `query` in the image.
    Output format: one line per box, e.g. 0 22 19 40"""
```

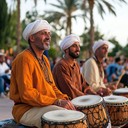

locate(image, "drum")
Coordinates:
103 95 128 126
41 110 88 128
71 95 109 128
113 88 128 98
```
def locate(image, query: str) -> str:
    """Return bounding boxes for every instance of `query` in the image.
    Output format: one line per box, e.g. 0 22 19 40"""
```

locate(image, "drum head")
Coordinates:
113 88 128 94
42 110 85 122
71 95 102 107
103 95 128 104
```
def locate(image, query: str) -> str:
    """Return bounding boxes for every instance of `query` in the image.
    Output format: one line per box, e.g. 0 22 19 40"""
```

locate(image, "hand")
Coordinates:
97 87 112 97
108 85 117 91
54 99 76 110
118 83 124 88
86 87 97 95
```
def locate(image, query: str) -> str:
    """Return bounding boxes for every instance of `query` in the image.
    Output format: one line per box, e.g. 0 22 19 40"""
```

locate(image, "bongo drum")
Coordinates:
71 95 109 128
113 88 128 98
41 110 88 128
103 95 128 126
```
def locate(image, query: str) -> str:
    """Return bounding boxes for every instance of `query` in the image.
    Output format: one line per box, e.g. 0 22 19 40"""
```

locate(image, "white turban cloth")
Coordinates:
92 40 109 53
22 19 52 41
60 34 80 52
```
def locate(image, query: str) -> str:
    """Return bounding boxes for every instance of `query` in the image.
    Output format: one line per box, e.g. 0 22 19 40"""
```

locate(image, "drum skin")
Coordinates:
41 110 88 128
104 95 128 126
71 95 109 128
113 88 128 98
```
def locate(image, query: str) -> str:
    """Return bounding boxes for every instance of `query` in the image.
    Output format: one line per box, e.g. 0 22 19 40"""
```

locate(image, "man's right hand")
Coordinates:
97 87 112 97
54 99 76 110
85 87 97 95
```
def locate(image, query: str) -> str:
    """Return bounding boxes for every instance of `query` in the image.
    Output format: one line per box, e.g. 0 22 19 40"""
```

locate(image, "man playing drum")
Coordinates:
82 40 117 96
52 34 97 99
9 19 75 128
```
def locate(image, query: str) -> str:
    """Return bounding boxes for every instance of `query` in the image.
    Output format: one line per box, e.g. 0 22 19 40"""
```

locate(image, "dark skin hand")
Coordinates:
97 87 112 97
53 99 76 110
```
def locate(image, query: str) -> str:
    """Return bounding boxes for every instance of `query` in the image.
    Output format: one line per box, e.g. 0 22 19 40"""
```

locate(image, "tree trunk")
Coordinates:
89 0 94 57
16 0 21 54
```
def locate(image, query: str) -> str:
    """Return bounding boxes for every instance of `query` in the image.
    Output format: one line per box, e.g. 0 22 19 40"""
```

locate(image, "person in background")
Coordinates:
0 52 11 92
79 59 85 73
106 56 123 82
82 40 117 96
9 19 75 128
52 34 97 99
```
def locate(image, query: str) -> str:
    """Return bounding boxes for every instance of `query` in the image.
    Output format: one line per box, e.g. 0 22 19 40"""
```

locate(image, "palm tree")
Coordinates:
0 0 8 49
43 0 85 35
81 0 127 56
16 0 21 53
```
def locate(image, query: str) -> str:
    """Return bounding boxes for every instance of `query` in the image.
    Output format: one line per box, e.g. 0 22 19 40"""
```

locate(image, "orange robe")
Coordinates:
10 49 68 122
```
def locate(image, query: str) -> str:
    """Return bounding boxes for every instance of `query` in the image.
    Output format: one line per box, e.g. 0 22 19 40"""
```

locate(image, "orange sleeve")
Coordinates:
10 52 64 107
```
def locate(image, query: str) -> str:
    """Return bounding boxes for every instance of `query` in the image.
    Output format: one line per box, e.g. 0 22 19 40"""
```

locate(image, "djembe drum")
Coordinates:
113 88 128 98
103 95 128 127
41 110 88 128
71 95 109 128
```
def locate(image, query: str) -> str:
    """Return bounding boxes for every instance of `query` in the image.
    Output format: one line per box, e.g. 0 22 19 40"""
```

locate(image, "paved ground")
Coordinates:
0 97 13 121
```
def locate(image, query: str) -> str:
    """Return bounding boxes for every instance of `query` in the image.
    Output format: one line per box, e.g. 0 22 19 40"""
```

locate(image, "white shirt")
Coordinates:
0 62 10 76
82 57 106 91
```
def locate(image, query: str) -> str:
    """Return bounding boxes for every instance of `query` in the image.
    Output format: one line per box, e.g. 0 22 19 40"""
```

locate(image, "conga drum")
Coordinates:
71 95 109 128
103 95 128 127
113 88 128 98
41 110 88 128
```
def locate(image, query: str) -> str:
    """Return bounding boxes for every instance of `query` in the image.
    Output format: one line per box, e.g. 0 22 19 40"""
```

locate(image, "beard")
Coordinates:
43 44 50 50
37 39 50 50
43 38 51 50
69 49 80 59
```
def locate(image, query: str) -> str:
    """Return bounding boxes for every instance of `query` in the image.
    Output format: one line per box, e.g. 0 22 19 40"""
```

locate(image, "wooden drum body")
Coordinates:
104 95 128 126
41 110 88 128
113 88 128 98
71 95 109 128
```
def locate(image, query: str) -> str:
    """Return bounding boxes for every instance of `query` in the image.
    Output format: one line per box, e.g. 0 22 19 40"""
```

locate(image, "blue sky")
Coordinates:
7 0 128 47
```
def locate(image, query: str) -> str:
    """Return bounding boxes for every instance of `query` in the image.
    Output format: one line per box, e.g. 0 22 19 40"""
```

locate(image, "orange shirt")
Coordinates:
10 49 68 122
52 58 88 99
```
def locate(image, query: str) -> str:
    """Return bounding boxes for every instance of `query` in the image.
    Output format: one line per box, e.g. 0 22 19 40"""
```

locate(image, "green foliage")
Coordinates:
2 0 128 59
48 47 59 59
0 0 18 51
108 38 123 56
0 0 8 48
42 0 85 35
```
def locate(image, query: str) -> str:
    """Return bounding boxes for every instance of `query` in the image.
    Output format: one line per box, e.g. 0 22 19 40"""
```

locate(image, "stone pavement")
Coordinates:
0 97 13 121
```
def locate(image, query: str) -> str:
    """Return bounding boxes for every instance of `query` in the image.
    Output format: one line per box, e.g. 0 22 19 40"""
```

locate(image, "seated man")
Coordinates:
9 19 75 128
82 40 117 96
52 34 96 99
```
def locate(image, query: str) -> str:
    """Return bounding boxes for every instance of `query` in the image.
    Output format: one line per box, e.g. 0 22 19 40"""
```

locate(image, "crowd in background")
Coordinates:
80 55 128 88
0 48 128 98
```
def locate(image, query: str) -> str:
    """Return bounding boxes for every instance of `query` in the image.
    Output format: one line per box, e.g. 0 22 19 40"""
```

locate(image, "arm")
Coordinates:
10 54 63 107
82 59 105 91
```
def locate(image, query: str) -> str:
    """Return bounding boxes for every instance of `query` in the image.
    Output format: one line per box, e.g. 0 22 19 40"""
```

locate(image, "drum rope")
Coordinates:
106 104 128 126
79 101 109 128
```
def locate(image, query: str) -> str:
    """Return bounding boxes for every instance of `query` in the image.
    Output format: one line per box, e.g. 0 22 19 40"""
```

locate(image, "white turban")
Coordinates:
92 40 109 53
60 34 80 52
22 19 52 41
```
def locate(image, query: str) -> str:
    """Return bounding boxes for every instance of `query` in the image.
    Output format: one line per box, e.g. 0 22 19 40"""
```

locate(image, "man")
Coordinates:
52 34 96 99
106 56 123 82
9 19 75 128
82 40 116 96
